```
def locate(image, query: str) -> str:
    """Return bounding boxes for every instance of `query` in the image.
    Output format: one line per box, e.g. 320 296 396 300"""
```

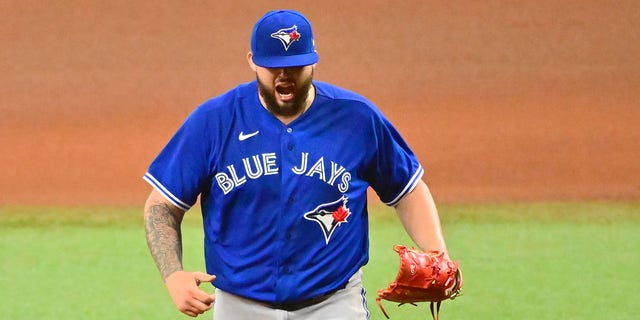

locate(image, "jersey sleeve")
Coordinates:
365 111 424 207
143 108 212 211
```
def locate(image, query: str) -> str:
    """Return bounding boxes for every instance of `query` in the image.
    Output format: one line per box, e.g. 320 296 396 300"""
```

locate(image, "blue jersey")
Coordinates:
144 80 423 303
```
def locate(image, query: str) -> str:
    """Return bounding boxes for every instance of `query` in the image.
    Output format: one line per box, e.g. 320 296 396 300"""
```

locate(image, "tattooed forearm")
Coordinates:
144 200 186 280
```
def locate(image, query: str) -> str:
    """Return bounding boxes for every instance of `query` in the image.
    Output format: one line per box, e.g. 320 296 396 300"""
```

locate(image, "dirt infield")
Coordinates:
1 1 638 206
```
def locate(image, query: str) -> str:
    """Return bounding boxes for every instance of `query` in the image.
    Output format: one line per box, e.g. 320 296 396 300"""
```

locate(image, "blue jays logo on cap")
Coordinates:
304 196 351 244
271 25 301 51
251 10 319 68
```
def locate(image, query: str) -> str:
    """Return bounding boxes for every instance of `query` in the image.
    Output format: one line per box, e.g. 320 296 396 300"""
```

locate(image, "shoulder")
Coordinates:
186 81 256 121
313 81 387 120
196 81 256 113
314 81 371 105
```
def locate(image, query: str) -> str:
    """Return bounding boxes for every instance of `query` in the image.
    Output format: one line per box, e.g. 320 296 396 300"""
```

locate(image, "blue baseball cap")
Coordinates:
251 10 319 68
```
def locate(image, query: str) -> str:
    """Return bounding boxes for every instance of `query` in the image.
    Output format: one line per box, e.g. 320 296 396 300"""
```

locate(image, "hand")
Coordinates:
165 271 216 317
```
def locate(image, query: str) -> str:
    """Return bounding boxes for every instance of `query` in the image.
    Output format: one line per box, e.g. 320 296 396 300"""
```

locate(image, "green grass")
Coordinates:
1 202 639 319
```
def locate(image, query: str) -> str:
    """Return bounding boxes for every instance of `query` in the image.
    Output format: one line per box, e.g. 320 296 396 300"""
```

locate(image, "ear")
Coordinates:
247 52 257 72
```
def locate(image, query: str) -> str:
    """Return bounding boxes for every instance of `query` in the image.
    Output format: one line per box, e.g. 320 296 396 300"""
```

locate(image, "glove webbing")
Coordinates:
430 301 442 320
377 300 441 320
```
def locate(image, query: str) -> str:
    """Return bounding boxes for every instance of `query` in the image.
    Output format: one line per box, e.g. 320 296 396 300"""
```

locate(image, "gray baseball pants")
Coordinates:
212 269 370 320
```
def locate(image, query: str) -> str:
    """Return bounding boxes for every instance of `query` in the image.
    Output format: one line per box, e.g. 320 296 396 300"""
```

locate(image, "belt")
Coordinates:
257 283 348 312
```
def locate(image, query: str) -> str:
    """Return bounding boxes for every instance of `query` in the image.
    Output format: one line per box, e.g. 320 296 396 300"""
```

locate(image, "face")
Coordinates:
248 53 315 118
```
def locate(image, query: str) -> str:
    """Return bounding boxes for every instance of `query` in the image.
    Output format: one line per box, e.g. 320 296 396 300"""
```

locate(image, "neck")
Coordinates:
261 84 316 125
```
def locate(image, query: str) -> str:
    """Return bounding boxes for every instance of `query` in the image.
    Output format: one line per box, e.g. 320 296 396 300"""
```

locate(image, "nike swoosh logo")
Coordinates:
238 130 260 141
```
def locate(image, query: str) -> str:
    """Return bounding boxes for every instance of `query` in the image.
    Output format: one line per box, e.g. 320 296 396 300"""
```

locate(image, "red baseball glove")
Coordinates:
376 245 463 320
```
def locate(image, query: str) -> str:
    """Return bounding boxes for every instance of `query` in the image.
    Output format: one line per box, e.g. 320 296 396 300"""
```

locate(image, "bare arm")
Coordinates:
394 180 449 258
144 189 186 280
144 189 215 317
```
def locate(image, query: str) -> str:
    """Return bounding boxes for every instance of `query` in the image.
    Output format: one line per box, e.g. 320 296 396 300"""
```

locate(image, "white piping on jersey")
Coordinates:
385 165 424 207
143 172 192 211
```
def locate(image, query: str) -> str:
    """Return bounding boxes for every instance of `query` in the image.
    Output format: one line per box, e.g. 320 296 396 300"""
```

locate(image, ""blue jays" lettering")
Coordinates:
215 152 351 194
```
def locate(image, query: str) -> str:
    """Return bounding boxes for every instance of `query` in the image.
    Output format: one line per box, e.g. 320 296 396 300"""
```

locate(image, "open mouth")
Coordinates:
275 83 295 101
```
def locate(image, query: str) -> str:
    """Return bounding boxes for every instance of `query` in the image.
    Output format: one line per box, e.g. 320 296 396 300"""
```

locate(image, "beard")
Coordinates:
257 70 314 118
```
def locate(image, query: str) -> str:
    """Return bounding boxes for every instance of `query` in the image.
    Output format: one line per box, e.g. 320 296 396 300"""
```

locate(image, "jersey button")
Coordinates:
287 143 293 150
286 127 293 134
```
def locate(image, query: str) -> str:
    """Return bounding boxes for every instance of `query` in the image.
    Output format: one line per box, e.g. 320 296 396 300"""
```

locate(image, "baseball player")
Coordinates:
143 9 452 319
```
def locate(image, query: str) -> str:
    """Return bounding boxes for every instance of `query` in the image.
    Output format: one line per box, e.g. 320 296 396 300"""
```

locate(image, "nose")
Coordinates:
278 67 293 76
273 66 301 76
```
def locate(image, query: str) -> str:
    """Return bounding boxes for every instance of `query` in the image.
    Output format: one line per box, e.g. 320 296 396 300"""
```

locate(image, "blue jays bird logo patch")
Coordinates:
271 25 301 51
304 196 351 244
